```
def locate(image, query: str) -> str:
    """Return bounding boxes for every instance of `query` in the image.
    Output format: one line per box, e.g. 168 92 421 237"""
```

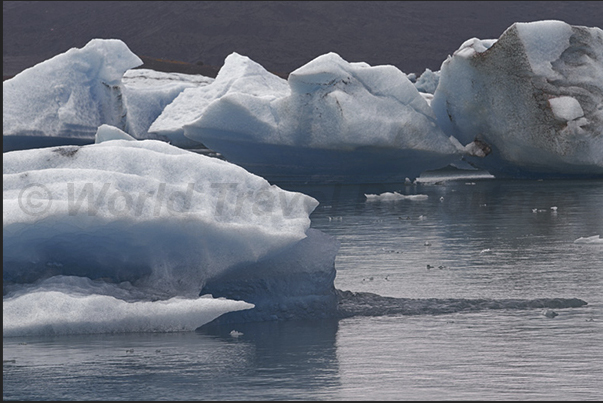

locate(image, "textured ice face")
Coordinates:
180 51 457 153
2 40 213 151
121 69 213 142
431 20 603 178
148 52 290 146
3 137 318 298
412 68 441 95
3 39 142 139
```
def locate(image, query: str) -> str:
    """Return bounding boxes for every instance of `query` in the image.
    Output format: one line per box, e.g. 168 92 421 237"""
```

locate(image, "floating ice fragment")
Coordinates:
365 192 428 201
548 96 584 122
94 124 136 143
574 235 602 244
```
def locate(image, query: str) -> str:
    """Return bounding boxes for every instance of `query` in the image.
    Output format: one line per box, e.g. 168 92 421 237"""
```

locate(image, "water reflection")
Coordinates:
199 319 341 399
3 319 341 401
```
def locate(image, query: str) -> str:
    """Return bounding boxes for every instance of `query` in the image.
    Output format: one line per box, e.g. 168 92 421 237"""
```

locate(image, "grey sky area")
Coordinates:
3 1 603 77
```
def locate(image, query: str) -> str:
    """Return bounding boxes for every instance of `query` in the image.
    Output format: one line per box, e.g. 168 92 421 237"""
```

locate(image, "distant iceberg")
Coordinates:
151 52 462 184
3 132 339 335
3 39 141 150
431 20 603 179
2 39 212 152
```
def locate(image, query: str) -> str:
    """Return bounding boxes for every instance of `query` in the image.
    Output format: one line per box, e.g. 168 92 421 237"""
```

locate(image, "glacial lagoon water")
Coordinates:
3 173 603 400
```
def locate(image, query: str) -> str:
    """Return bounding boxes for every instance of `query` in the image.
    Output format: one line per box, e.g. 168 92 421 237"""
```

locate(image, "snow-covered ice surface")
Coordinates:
3 132 339 336
152 52 462 184
431 20 603 179
5 22 602 179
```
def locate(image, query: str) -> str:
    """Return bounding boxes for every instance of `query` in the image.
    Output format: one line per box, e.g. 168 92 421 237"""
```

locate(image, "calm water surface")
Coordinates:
4 176 603 400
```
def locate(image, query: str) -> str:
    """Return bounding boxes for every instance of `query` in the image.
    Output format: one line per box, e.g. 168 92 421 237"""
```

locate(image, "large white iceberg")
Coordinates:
151 52 462 184
2 39 212 152
3 39 141 150
3 129 339 335
431 20 603 179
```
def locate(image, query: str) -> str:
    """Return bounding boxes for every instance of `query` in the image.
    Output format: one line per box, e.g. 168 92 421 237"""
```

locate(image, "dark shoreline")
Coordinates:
5 1 602 79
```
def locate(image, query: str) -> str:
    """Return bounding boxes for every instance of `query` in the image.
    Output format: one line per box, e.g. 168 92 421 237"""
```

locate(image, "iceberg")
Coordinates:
151 52 462 184
3 39 141 151
3 131 339 335
121 68 214 147
431 20 603 179
3 276 253 337
149 52 290 149
2 39 212 152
